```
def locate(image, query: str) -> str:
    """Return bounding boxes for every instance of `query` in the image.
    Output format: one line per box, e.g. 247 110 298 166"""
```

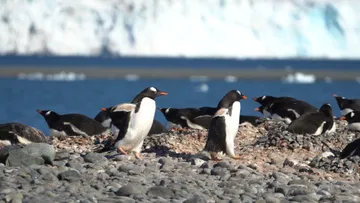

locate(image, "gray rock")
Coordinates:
113 155 131 161
55 151 70 160
58 169 81 181
67 159 85 172
229 199 242 203
191 158 206 167
147 186 174 199
115 184 147 196
0 145 21 164
183 196 207 203
6 150 44 167
21 143 55 164
83 153 107 164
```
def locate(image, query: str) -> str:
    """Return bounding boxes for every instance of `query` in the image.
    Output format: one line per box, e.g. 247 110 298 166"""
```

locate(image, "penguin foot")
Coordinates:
231 155 242 160
117 147 128 155
134 152 143 160
210 152 222 161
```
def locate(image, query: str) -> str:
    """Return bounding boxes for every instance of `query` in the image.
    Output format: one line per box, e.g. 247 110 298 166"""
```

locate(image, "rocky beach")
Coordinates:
0 120 360 203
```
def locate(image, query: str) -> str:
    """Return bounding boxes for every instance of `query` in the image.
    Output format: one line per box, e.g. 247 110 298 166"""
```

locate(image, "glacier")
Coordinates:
0 0 360 58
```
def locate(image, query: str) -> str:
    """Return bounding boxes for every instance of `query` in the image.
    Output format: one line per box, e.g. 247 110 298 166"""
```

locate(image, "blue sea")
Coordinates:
0 78 358 136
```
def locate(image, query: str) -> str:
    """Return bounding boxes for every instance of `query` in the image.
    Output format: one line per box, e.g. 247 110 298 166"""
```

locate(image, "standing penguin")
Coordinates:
37 110 107 137
103 87 167 159
203 90 247 161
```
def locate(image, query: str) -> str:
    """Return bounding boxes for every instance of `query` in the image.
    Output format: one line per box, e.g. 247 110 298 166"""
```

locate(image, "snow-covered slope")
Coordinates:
0 0 359 58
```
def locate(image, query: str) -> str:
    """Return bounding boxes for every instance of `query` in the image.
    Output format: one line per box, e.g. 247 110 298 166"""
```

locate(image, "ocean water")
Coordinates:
0 78 358 136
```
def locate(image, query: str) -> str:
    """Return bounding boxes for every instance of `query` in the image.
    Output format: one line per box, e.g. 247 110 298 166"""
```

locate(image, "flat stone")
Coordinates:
83 153 107 164
147 186 174 199
6 150 44 167
58 169 81 181
115 184 147 196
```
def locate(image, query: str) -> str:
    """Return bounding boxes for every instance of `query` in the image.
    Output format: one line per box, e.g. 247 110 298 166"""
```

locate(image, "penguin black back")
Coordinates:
37 110 107 136
252 95 296 107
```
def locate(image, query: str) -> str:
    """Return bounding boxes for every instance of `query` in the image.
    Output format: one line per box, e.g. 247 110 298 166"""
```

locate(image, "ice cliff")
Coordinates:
0 0 359 58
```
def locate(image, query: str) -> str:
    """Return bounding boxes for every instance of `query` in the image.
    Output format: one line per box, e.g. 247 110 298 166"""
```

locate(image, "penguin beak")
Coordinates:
333 94 338 97
241 95 247 99
252 97 257 101
36 109 42 114
100 107 107 111
254 108 260 112
157 91 168 96
340 116 346 120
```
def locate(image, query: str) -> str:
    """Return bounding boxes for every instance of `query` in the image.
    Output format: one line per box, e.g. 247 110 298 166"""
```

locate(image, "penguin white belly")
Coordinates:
225 101 240 156
0 140 11 146
348 123 360 131
101 118 112 128
263 110 271 118
341 108 353 116
271 114 284 122
327 122 336 133
122 98 156 149
313 121 326 136
49 129 67 137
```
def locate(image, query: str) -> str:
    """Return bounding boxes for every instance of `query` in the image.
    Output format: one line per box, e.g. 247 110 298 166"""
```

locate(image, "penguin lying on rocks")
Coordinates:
333 94 360 116
287 104 335 135
203 90 247 161
0 122 49 146
340 111 360 131
37 110 107 137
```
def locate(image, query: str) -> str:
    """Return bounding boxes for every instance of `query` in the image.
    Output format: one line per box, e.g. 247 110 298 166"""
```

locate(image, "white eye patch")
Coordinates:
165 108 170 114
45 111 51 116
351 112 355 118
262 96 266 100
150 87 157 92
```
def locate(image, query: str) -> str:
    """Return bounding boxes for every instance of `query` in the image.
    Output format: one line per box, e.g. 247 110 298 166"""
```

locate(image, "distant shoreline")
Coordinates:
0 67 359 81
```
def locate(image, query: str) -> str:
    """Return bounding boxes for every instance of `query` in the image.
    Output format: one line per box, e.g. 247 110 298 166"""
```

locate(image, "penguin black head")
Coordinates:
132 87 168 102
319 104 333 117
217 90 247 109
252 95 276 106
333 94 348 109
37 109 61 127
340 111 357 122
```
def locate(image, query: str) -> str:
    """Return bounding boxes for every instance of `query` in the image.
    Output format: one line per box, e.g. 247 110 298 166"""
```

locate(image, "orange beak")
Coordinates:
333 94 338 97
252 97 257 101
340 116 346 120
159 91 168 96
254 108 260 111
100 107 107 111
36 109 41 113
242 95 247 99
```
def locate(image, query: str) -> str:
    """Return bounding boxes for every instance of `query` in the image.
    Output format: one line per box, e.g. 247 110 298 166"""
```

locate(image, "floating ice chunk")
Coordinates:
17 72 86 81
195 83 209 93
124 74 139 81
224 76 237 83
282 72 316 84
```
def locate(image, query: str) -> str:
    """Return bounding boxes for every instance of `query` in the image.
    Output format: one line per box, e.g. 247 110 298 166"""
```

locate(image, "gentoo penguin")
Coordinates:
157 107 202 129
180 115 213 130
148 120 168 135
267 100 317 124
37 110 107 137
103 87 167 159
203 90 247 161
287 104 335 135
340 111 360 131
339 138 360 159
0 122 49 146
333 94 360 116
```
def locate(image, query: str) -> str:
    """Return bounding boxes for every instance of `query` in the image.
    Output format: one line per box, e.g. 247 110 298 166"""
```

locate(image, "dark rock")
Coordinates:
58 169 81 181
115 184 147 196
147 186 174 199
211 167 228 177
